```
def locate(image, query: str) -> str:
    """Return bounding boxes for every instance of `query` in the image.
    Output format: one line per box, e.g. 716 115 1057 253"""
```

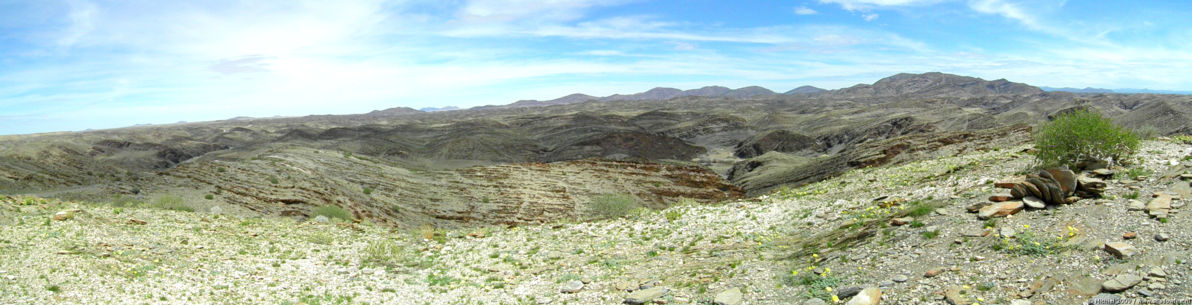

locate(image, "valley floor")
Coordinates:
2 140 1191 305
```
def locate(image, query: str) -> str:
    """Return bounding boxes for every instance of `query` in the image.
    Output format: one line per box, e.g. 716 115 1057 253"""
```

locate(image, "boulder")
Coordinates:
890 217 912 226
978 201 1024 219
844 287 881 305
1045 168 1078 195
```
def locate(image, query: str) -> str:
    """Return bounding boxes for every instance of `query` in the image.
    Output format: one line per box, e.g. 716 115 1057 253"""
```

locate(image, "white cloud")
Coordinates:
819 0 940 11
863 13 879 21
794 6 819 15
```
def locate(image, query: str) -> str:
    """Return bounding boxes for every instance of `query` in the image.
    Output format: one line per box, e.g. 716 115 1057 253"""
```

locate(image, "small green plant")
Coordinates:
362 187 373 195
149 195 192 212
994 231 1066 256
1118 168 1152 181
665 209 682 221
1034 108 1139 168
1123 191 1140 199
269 176 280 184
783 273 842 300
304 231 335 245
982 218 998 229
905 201 933 217
217 167 227 173
921 229 940 239
204 194 214 200
312 205 352 221
909 221 925 228
588 194 641 219
47 285 60 293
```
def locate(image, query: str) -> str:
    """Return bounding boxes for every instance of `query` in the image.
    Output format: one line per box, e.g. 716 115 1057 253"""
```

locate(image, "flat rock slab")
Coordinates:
1102 273 1142 292
625 286 668 304
713 287 742 305
1104 242 1139 259
1148 194 1172 217
978 201 1024 219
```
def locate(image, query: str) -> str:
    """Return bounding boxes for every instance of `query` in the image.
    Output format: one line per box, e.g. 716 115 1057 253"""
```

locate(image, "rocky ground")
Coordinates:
2 138 1191 305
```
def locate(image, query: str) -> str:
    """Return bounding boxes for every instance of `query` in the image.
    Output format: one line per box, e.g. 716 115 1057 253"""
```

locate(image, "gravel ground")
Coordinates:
1 140 1190 305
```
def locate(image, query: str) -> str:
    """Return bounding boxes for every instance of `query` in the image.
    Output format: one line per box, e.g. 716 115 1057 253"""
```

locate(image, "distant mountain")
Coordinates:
722 86 776 98
364 107 421 117
509 85 786 108
784 86 826 94
1112 88 1192 95
419 106 461 112
1040 87 1115 94
829 72 1043 98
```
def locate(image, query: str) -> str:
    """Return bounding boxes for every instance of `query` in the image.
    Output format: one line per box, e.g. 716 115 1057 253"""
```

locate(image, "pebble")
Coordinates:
892 275 908 283
1123 232 1137 239
924 267 944 278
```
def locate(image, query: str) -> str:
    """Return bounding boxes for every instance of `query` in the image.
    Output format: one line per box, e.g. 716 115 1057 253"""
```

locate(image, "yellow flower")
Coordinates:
813 254 819 258
1023 224 1030 229
962 285 971 290
831 295 840 303
791 270 798 276
978 297 984 302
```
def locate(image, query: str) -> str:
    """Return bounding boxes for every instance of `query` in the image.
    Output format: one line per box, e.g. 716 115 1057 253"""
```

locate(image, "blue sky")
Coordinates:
2 0 1191 135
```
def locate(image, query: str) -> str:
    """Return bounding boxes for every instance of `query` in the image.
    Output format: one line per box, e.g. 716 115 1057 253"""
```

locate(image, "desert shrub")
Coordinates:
362 187 373 195
1034 109 1138 168
149 195 192 212
361 239 406 268
312 205 352 221
1134 125 1160 140
589 194 640 219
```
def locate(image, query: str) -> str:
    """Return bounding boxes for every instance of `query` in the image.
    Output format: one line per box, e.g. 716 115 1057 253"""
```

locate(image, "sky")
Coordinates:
2 0 1191 135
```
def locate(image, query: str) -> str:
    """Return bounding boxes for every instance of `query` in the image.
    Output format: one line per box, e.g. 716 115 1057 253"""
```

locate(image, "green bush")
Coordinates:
312 205 352 221
589 194 640 219
1034 109 1138 168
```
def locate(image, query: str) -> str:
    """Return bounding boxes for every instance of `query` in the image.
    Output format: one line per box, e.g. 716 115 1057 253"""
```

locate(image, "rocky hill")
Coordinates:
3 138 1190 304
2 72 1192 230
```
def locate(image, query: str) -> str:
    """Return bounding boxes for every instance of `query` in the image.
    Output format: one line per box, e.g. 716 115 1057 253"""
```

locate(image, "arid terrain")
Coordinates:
2 72 1192 304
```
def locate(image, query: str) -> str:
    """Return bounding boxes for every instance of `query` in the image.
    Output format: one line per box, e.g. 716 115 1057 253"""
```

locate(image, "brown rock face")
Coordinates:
170 149 742 228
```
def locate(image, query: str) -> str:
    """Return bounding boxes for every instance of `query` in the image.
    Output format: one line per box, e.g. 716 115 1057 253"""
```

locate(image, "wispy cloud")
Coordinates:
794 6 819 15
